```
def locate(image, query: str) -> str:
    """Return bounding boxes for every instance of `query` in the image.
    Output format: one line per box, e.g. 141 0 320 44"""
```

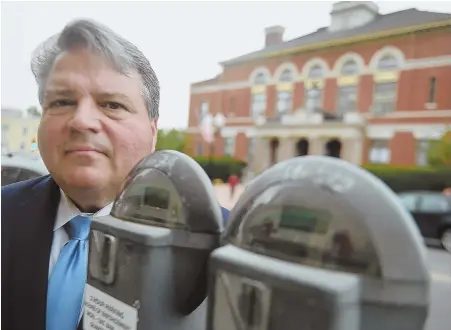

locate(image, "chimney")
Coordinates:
264 25 285 47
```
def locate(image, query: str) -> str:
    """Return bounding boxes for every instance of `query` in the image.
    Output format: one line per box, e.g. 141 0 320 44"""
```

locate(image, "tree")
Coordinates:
26 106 42 117
155 129 187 152
427 130 451 167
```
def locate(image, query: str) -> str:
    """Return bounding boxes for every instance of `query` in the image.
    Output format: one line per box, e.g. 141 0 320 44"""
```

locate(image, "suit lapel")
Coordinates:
9 176 60 330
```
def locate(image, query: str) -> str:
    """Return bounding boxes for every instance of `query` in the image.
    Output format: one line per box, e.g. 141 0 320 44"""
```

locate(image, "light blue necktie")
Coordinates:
46 215 92 330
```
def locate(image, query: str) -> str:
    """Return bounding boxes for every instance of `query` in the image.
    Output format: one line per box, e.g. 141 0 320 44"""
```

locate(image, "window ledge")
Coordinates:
425 103 437 110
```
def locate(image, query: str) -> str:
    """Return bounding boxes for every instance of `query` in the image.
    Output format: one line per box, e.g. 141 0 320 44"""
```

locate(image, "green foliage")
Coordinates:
192 156 247 181
27 106 41 117
362 164 451 193
427 130 451 167
154 129 245 180
155 129 187 152
362 132 451 192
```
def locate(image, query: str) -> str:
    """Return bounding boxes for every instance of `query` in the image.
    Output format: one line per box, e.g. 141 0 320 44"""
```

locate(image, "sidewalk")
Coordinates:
213 184 246 210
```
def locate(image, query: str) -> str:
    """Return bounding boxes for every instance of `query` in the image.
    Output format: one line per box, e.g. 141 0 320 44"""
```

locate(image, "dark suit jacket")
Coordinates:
2 175 230 330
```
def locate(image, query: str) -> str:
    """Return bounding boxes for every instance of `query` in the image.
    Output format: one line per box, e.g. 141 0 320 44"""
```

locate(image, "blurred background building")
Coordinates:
1 107 41 154
186 1 451 174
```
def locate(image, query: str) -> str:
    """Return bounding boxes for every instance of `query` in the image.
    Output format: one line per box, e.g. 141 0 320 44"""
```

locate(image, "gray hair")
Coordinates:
31 19 160 119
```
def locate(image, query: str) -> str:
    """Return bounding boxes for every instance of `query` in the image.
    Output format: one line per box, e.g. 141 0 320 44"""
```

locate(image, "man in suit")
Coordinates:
2 19 229 330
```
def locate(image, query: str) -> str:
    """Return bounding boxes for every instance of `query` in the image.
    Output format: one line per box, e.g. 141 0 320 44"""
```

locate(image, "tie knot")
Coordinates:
70 215 92 240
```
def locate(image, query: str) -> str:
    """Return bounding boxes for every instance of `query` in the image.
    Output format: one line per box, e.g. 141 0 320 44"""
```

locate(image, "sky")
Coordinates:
2 1 451 129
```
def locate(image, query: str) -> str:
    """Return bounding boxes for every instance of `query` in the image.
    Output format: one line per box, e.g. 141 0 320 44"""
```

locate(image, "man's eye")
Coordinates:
102 102 125 110
49 100 76 107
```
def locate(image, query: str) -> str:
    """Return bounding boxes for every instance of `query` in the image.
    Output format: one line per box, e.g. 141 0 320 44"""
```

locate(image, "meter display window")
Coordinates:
143 187 170 209
279 206 330 234
112 168 186 229
229 184 382 277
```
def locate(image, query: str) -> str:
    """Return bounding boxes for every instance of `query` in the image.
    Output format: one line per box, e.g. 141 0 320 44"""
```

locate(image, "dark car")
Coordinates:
1 152 49 186
398 191 451 252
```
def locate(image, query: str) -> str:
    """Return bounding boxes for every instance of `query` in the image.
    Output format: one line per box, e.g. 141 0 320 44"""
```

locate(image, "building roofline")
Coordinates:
220 17 451 67
190 75 220 87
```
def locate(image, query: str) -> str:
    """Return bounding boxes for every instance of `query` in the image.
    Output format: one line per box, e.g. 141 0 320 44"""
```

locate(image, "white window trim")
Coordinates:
224 136 236 157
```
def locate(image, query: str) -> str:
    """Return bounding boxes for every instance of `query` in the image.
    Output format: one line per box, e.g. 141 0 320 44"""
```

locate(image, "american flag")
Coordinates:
199 113 214 144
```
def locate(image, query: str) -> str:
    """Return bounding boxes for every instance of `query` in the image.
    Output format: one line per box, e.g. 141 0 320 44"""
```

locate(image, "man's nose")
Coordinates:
68 99 102 133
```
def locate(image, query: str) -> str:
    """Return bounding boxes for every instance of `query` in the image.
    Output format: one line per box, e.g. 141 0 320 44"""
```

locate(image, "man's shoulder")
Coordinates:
2 175 52 201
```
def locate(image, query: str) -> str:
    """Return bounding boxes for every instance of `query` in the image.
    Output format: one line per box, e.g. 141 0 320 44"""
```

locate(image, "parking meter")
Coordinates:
83 150 223 330
207 155 430 330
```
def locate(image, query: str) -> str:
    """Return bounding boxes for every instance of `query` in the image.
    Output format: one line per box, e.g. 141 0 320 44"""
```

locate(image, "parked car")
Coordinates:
398 191 451 252
1 152 49 186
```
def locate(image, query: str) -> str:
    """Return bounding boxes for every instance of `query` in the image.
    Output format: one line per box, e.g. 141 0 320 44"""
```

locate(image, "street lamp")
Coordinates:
208 113 226 177
213 112 226 132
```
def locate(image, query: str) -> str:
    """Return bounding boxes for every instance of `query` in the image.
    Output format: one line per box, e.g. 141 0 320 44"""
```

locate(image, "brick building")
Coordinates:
187 1 451 173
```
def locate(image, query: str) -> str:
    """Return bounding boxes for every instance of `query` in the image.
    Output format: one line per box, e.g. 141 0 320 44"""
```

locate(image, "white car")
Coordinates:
1 152 49 186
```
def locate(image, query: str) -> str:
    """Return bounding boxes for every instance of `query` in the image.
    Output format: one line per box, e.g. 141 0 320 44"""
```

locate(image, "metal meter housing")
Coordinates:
208 155 430 330
87 150 224 330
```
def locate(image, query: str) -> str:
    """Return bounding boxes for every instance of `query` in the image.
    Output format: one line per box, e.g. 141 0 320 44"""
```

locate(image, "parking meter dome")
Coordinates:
111 150 223 234
88 150 225 326
223 156 428 282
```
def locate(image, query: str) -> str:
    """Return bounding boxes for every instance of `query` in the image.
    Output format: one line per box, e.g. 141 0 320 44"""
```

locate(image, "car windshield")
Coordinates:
398 194 418 211
399 193 451 213
420 194 451 212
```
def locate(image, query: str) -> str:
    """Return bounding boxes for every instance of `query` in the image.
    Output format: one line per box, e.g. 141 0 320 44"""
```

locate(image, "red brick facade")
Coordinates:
187 24 451 166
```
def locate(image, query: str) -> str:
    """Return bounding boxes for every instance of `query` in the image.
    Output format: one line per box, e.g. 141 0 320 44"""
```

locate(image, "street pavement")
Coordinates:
214 184 246 210
214 184 451 330
425 246 451 330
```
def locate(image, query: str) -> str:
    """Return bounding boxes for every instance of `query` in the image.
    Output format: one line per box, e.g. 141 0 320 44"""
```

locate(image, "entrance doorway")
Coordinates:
269 138 279 165
325 139 342 158
295 139 309 156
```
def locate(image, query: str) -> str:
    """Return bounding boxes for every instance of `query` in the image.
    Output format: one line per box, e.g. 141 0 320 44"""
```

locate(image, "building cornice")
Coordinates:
227 20 451 66
190 55 451 94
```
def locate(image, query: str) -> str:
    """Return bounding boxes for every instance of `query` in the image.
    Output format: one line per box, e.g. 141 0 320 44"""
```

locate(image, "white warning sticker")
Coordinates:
83 284 138 330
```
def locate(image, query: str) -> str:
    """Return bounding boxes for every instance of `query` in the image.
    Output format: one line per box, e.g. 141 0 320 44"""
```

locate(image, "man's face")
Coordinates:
38 48 157 202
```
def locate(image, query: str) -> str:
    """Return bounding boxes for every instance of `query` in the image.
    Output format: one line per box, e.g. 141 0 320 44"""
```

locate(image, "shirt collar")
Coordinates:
54 189 113 231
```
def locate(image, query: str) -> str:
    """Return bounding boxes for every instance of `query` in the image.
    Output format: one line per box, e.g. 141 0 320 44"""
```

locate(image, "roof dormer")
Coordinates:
329 1 380 32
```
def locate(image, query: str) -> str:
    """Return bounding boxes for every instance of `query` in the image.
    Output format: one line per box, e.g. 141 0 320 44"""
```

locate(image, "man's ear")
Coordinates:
150 118 158 152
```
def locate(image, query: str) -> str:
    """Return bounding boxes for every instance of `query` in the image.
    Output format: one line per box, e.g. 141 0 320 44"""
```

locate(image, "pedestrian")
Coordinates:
1 19 230 330
228 173 240 199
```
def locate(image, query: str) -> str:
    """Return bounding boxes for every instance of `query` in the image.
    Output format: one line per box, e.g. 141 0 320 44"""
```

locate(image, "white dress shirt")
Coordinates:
49 189 113 323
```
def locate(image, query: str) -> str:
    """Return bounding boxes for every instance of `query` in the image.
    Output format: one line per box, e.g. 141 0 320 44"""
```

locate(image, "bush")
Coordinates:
192 156 247 182
362 164 451 193
212 178 224 185
428 130 451 166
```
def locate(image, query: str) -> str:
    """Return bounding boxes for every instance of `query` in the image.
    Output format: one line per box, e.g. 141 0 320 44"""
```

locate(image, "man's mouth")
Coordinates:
65 146 105 155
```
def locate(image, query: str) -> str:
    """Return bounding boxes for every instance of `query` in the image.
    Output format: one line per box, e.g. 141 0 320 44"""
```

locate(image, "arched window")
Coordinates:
251 71 268 118
276 68 294 116
373 54 399 114
304 64 325 110
276 91 292 116
337 59 359 114
373 82 397 114
254 72 267 85
280 69 294 82
269 138 279 166
308 65 324 79
295 139 309 156
341 60 359 76
377 55 398 71
251 93 266 118
325 139 342 158
336 85 358 115
198 102 209 124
